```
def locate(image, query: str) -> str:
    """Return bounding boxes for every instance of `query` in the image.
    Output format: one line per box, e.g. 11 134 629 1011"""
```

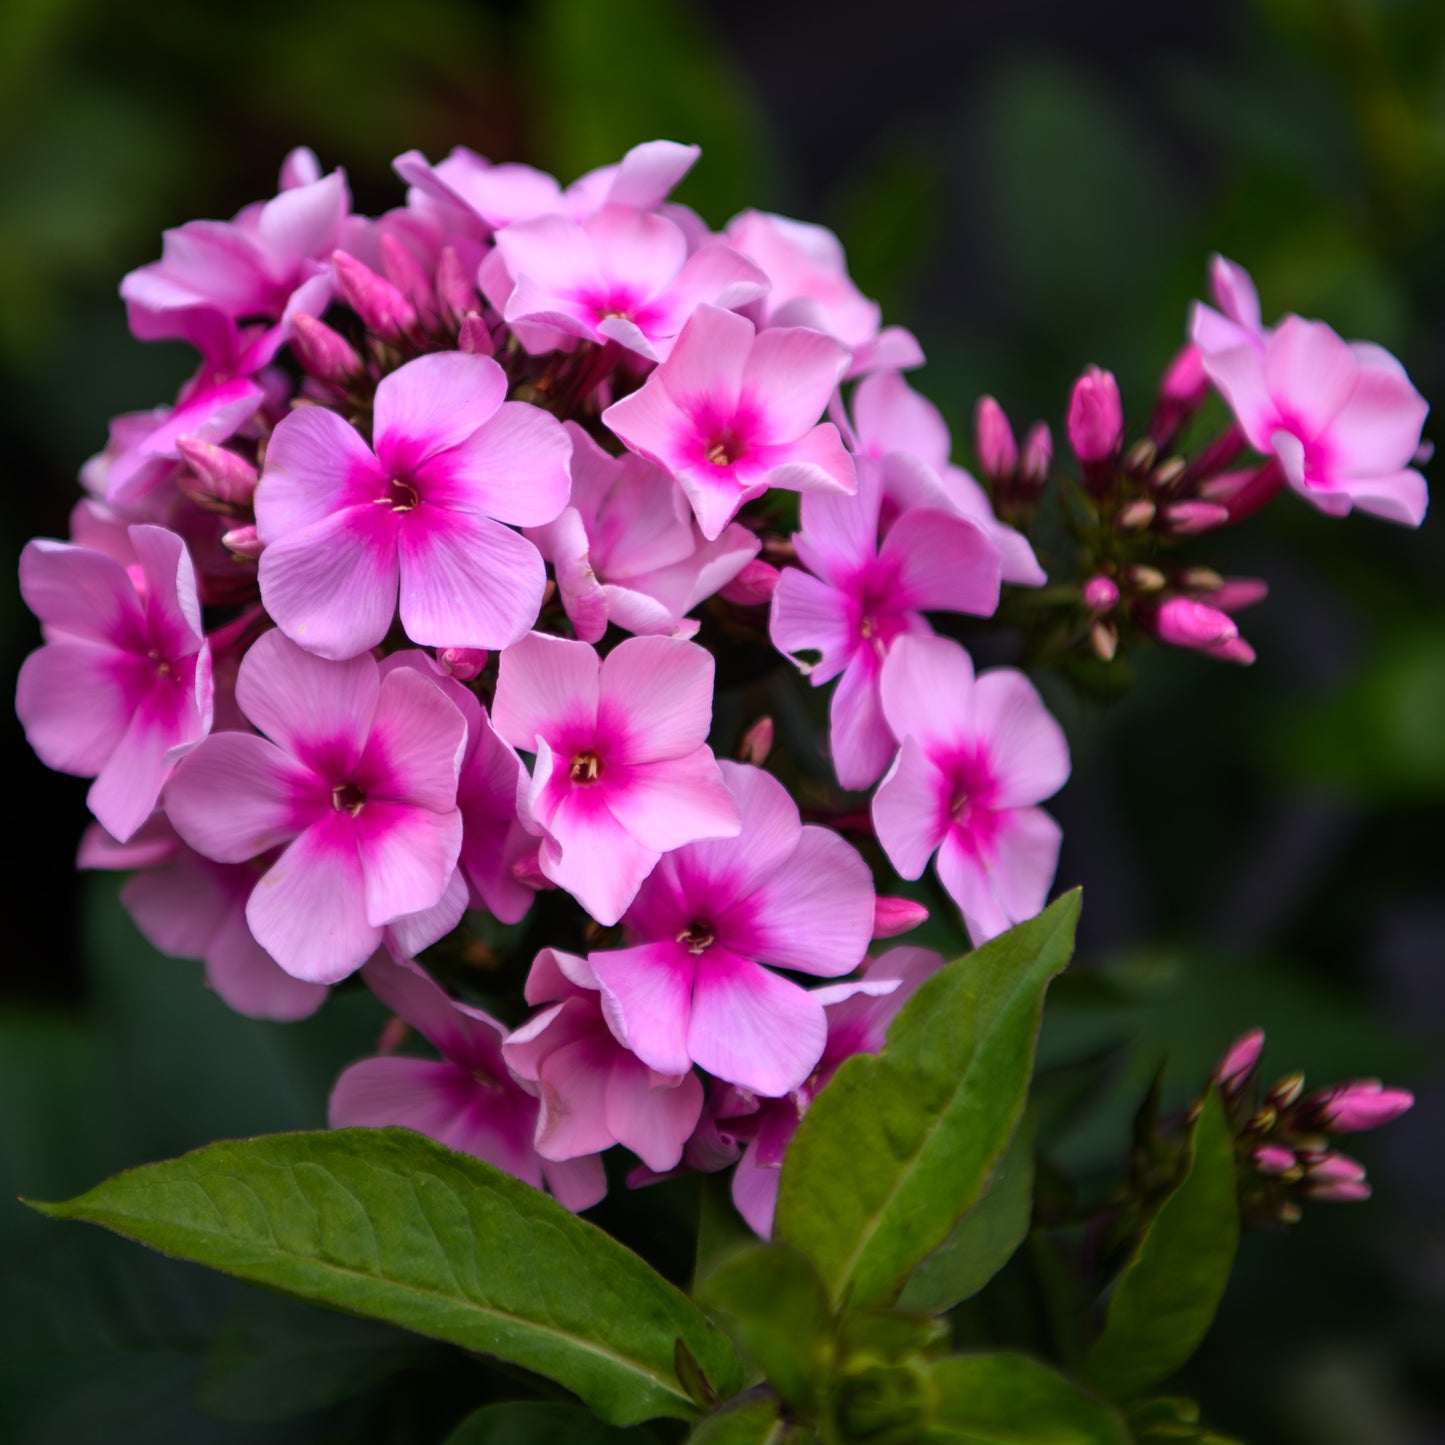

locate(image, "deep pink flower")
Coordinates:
17 525 213 843
492 204 767 360
255 351 571 658
503 949 704 1172
770 459 1001 790
1202 315 1429 526
872 635 1069 945
602 303 855 540
528 424 759 643
331 955 605 1211
587 762 875 1096
165 630 466 983
492 632 739 925
724 210 923 376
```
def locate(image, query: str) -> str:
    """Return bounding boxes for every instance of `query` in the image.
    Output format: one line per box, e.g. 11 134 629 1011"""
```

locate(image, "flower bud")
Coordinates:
1307 1179 1372 1203
1082 575 1119 613
331 249 418 343
719 558 780 607
1253 1143 1297 1175
436 245 480 321
437 646 488 681
873 895 929 938
221 523 264 560
1313 1080 1415 1133
380 232 438 326
1115 499 1156 532
1018 421 1052 488
1215 1028 1265 1091
1090 619 1118 662
1160 342 1208 408
737 716 774 765
1067 365 1123 466
1123 565 1166 593
175 436 258 509
974 396 1017 480
1209 578 1269 612
289 312 363 384
1152 597 1237 651
457 313 495 356
1306 1151 1367 1186
1161 500 1231 535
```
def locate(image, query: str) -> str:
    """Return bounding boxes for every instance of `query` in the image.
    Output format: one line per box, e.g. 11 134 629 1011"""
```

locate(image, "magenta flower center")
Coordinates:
380 476 421 513
569 750 603 784
332 781 367 816
675 918 716 955
704 429 745 467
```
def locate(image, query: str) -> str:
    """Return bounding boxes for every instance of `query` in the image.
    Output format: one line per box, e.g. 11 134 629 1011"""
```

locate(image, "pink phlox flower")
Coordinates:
872 635 1070 946
843 370 1045 587
1308 1079 1416 1133
1190 253 1269 359
503 948 704 1172
121 149 348 376
1202 314 1429 526
724 210 923 377
528 424 759 642
380 650 536 926
586 761 875 1097
492 632 740 925
255 350 572 659
713 946 944 1236
491 203 768 361
393 139 700 236
602 303 855 540
164 629 466 984
770 458 1001 790
79 817 328 1022
330 955 605 1211
17 525 213 843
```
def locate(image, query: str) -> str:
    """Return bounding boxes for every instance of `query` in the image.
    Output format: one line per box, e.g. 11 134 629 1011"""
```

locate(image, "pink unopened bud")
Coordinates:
1209 578 1269 612
1159 342 1208 408
279 146 322 191
1115 499 1156 532
1066 365 1123 466
1253 1144 1297 1176
737 716 774 765
719 559 780 607
1215 1027 1265 1090
221 524 264 560
458 313 495 356
1082 575 1119 613
1018 422 1052 488
332 250 417 342
380 232 439 326
1198 459 1285 522
289 312 363 385
1315 1081 1415 1133
175 436 258 509
1152 597 1237 651
436 245 479 321
974 396 1018 480
872 895 929 939
1307 1179 1372 1203
1306 1152 1367 1186
437 646 488 681
1161 500 1231 535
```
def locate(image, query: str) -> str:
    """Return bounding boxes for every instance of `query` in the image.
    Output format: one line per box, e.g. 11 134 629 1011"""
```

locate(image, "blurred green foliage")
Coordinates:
2 0 1442 1440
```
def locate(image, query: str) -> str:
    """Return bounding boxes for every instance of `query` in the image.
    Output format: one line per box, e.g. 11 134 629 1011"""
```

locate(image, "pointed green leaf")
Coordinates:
921 1353 1131 1444
685 1393 793 1444
444 1401 656 1444
899 1113 1036 1315
775 893 1080 1309
1083 1092 1239 1402
28 1128 742 1425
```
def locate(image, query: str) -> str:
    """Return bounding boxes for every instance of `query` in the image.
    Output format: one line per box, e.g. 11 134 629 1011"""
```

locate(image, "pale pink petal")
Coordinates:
590 942 695 1078
259 509 401 661
1210 254 1262 333
731 1139 782 1238
743 327 850 442
586 204 688 297
492 631 600 754
441 402 573 526
853 371 951 471
881 510 1001 617
1264 317 1358 440
356 803 462 926
362 954 507 1071
792 458 883 583
386 866 469 960
602 749 740 853
1202 345 1277 452
524 948 598 1006
247 814 378 982
537 506 609 643
768 569 857 685
363 666 467 810
538 785 659 925
829 652 895 791
674 467 764 542
606 1057 703 1172
533 1035 621 1160
934 830 1011 946
89 691 199 843
725 825 873 977
166 731 317 862
372 352 507 473
255 407 385 538
659 244 770 327
687 951 827 1095
600 380 696 477
541 1154 607 1212
602 140 700 210
597 634 716 763
760 424 856 496
972 669 1070 808
879 634 976 752
847 327 925 377
16 643 135 777
872 736 950 880
19 539 143 646
1339 468 1429 526
989 806 1063 927
1325 362 1429 477
206 909 329 1020
396 509 545 650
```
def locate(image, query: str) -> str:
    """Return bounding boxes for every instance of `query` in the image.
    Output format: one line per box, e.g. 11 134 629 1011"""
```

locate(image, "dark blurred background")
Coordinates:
2 1 1442 1441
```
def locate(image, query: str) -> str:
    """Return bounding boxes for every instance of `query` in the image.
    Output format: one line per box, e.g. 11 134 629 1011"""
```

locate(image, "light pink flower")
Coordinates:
80 819 327 1021
492 204 768 360
770 460 1001 790
17 525 213 843
602 303 855 540
588 762 875 1096
528 424 759 642
165 630 466 983
1202 315 1429 526
255 351 571 659
872 635 1069 945
331 955 605 1211
1190 253 1269 358
492 632 740 925
724 210 923 376
504 949 704 1172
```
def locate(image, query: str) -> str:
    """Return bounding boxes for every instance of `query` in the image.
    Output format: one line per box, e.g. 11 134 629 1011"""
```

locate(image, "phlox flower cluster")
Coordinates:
15 139 1427 1228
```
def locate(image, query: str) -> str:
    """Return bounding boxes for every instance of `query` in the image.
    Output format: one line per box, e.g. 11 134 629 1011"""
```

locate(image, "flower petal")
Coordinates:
590 941 695 1079
373 352 507 473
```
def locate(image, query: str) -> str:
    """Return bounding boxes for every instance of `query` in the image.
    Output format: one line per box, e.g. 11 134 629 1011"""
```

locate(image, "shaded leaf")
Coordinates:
685 1392 789 1443
921 1353 1130 1444
444 1400 657 1444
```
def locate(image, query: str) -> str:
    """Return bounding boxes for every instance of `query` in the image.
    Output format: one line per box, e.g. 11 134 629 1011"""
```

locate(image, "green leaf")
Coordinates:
444 1401 656 1444
1083 1092 1239 1402
685 1393 792 1444
920 1353 1130 1443
899 1113 1036 1314
775 892 1080 1309
28 1128 742 1426
697 1242 831 1411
